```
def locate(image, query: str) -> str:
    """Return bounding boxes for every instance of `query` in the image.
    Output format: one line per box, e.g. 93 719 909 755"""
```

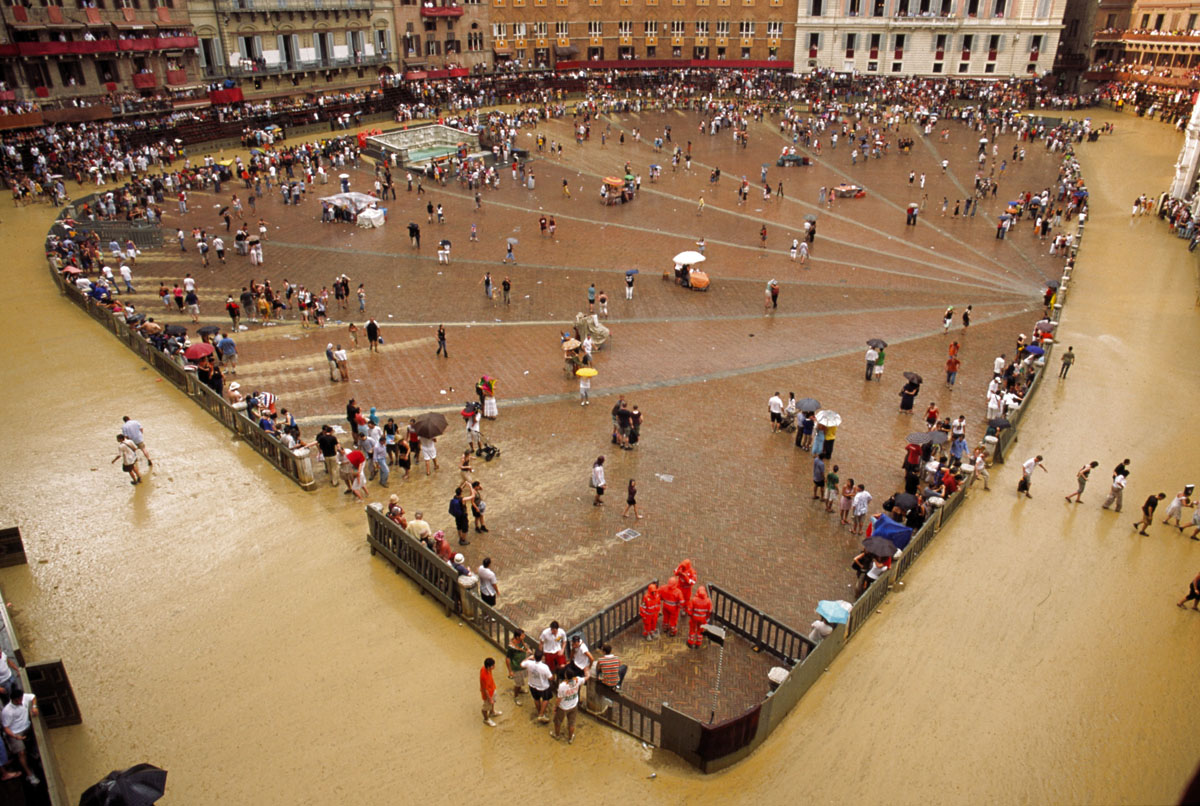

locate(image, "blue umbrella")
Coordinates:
816 600 852 625
650 164 661 170
870 514 914 550
625 268 639 275
1025 345 1045 356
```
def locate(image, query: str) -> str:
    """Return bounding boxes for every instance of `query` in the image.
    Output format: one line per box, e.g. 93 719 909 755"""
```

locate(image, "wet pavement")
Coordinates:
123 109 1067 720
1 105 1197 803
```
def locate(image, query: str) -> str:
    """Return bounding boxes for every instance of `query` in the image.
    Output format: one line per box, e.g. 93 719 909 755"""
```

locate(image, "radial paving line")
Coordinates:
534 122 1024 292
389 187 1025 295
233 299 1030 339
294 305 1039 428
757 118 1035 287
595 114 1029 293
486 115 1014 287
268 238 1037 302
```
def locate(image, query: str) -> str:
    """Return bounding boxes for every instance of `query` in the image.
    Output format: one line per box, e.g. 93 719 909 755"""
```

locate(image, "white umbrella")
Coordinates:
815 410 841 427
672 250 707 265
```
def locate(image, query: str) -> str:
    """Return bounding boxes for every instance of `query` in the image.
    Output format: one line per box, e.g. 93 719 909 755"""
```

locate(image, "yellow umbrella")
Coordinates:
575 367 598 377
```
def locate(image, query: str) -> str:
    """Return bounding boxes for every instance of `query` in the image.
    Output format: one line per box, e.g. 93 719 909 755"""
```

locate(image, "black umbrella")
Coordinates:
197 325 221 337
988 417 1012 429
1046 279 1060 290
79 763 168 806
164 324 187 337
867 338 887 349
439 239 452 247
893 492 919 512
796 397 820 412
412 411 448 439
862 536 897 558
903 371 923 384
218 206 230 217
906 431 948 445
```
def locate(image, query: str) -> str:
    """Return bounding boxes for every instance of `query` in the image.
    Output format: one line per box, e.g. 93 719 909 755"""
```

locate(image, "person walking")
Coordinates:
1103 459 1131 512
625 271 635 300
480 658 502 727
579 372 591 406
480 271 494 301
865 346 878 381
768 391 784 432
587 283 597 313
590 456 606 505
120 416 153 466
1066 461 1099 503
946 354 961 388
1177 570 1200 609
968 447 991 491
502 276 511 305
435 324 448 358
1019 455 1047 498
1134 493 1167 535
503 242 516 264
111 434 142 485
1163 485 1195 529
1059 346 1076 379
622 479 643 518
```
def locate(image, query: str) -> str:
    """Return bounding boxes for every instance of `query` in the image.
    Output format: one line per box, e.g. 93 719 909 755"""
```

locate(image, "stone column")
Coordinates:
1170 95 1200 203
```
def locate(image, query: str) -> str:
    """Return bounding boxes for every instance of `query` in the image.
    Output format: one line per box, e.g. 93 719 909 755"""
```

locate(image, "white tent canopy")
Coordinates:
319 192 380 213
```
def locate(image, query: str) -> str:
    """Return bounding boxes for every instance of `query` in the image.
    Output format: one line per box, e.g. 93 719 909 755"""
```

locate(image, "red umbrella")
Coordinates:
184 342 214 360
346 449 366 468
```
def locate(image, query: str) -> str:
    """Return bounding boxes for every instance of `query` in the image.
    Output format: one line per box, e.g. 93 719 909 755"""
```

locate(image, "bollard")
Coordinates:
293 447 314 487
458 574 479 618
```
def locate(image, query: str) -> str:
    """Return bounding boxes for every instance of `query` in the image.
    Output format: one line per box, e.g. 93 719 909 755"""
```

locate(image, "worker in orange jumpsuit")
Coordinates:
659 576 685 637
674 559 697 607
686 586 712 648
639 582 661 639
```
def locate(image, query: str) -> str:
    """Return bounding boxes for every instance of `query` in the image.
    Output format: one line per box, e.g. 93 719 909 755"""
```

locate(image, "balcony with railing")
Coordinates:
216 0 375 11
419 2 464 17
131 71 157 89
8 36 199 57
4 4 185 28
204 51 389 77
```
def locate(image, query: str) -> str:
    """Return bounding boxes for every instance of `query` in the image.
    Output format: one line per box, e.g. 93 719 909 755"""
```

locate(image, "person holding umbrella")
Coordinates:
413 411 447 475
577 367 596 405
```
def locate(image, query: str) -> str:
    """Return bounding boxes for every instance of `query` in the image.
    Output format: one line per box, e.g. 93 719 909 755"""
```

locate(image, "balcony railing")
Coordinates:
11 36 199 57
420 3 464 17
204 52 389 77
216 0 375 11
131 71 157 89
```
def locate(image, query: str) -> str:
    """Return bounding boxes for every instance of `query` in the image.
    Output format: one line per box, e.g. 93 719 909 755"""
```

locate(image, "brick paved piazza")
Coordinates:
146 107 1065 720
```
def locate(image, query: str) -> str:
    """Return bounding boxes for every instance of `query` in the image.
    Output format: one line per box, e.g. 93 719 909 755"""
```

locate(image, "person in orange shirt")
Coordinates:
659 576 685 637
639 583 661 639
674 559 697 606
480 658 501 727
687 586 712 648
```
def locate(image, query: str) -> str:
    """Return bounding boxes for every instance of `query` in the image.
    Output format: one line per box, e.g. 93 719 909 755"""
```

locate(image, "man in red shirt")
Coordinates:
480 658 501 727
946 355 961 388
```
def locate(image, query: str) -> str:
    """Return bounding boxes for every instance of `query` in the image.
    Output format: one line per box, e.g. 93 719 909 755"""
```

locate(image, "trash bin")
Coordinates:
293 446 314 487
458 574 479 618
